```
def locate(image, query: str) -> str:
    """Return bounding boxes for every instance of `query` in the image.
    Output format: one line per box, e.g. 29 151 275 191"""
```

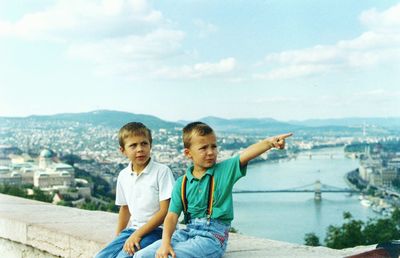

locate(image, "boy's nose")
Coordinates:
206 148 215 155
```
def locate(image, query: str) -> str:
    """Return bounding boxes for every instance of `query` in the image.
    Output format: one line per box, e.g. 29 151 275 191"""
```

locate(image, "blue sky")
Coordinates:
1 0 399 121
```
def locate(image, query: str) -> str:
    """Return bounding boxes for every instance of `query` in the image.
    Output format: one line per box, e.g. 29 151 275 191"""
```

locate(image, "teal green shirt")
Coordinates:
169 155 247 224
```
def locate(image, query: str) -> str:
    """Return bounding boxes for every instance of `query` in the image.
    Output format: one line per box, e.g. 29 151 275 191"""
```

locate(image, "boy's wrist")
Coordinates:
162 238 172 246
264 139 275 149
134 229 143 238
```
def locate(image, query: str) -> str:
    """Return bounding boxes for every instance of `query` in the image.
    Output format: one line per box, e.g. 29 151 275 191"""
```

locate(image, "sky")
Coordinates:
1 0 400 121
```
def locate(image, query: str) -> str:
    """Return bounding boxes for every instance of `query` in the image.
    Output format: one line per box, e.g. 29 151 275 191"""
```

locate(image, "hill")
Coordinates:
0 110 182 130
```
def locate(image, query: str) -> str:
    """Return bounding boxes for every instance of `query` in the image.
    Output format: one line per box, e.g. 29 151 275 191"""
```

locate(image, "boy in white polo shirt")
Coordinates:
95 122 175 258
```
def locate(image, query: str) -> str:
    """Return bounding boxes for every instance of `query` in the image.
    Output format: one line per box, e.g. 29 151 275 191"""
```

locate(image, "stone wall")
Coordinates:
0 194 374 258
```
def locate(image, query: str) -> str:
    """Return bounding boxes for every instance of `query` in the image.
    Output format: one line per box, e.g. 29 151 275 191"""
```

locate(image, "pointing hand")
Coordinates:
269 133 293 149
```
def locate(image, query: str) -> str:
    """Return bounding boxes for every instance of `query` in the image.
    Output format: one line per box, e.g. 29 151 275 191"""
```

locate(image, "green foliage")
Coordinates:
229 227 239 233
0 184 52 203
61 154 82 166
366 186 377 196
363 217 400 245
30 187 52 203
304 232 320 246
57 200 73 207
0 184 27 198
307 209 400 249
76 199 118 213
325 212 364 249
73 167 115 199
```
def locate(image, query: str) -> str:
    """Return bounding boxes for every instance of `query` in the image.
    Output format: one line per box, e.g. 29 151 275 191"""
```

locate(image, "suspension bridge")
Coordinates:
291 153 338 159
232 180 359 200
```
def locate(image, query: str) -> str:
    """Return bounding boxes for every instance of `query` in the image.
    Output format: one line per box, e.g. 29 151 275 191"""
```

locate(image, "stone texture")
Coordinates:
0 193 374 257
0 238 58 258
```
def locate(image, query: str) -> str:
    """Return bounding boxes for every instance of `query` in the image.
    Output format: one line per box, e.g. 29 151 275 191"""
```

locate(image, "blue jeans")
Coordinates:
95 227 163 258
134 218 230 258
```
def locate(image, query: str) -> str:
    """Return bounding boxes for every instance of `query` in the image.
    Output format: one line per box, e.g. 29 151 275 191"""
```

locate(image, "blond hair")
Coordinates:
182 122 214 148
118 122 152 148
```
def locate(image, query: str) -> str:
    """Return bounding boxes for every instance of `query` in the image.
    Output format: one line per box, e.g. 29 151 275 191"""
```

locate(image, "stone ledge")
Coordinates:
0 194 374 257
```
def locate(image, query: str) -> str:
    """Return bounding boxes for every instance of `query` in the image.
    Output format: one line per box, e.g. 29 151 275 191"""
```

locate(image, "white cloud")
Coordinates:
68 29 185 63
154 57 236 79
256 3 400 80
193 19 218 38
0 0 233 80
253 64 332 80
360 4 400 33
0 0 163 40
355 89 400 98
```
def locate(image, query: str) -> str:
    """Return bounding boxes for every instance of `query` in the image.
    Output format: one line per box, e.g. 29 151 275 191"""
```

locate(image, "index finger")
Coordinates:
171 250 176 258
278 133 293 139
135 242 141 250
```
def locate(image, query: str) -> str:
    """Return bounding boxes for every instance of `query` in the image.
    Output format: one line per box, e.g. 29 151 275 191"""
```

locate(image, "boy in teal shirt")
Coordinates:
135 122 292 258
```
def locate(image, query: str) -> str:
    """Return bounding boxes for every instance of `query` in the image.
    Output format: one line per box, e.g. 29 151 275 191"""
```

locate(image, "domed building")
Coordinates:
1 148 76 189
33 149 75 189
39 149 53 169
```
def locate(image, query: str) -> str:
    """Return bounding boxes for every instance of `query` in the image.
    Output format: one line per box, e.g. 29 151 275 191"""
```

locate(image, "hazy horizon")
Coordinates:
1 109 399 123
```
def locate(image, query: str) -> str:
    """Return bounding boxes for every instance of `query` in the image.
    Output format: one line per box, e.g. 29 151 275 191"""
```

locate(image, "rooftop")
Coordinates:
0 193 375 257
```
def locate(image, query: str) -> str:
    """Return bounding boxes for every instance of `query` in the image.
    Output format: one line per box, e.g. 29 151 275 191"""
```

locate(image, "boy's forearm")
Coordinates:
240 138 275 166
116 205 131 235
240 133 292 166
134 208 167 237
161 212 179 245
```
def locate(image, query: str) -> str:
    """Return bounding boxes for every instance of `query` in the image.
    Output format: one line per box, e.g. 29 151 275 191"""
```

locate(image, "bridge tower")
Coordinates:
314 180 321 201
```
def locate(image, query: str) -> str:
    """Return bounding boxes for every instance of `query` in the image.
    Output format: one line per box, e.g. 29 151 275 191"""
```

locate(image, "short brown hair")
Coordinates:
118 122 152 148
182 122 214 148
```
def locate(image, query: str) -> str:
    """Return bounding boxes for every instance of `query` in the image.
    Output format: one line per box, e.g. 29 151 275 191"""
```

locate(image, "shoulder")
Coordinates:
175 175 184 184
117 164 131 180
215 155 239 169
151 161 171 170
150 161 173 175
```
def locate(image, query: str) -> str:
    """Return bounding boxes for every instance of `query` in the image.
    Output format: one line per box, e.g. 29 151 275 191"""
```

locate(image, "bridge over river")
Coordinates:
233 180 359 200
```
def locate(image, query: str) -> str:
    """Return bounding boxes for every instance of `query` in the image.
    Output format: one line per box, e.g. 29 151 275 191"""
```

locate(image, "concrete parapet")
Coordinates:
0 193 374 257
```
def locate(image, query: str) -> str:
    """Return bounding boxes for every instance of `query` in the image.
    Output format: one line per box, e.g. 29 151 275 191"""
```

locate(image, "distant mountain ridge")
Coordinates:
288 117 400 128
0 110 181 130
197 116 303 134
1 110 399 134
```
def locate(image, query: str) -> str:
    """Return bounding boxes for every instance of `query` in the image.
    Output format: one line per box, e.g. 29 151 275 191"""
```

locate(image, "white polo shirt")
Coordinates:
115 159 175 229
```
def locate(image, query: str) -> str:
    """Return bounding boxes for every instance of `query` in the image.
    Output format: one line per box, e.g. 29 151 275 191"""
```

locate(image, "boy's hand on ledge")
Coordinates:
123 232 142 255
268 133 293 149
156 243 176 258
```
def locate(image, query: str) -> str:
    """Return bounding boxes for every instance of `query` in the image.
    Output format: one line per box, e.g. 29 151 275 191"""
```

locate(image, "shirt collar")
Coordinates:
129 158 153 175
185 164 215 182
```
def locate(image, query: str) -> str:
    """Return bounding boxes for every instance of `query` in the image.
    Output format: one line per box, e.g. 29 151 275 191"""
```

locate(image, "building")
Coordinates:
0 149 75 189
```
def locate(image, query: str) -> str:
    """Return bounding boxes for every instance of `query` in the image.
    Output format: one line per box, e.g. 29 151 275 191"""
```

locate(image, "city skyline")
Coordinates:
1 0 400 121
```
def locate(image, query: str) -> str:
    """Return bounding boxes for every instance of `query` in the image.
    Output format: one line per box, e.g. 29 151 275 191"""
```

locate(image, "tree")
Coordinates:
363 218 400 245
30 187 52 203
325 212 364 249
304 233 320 246
0 184 27 198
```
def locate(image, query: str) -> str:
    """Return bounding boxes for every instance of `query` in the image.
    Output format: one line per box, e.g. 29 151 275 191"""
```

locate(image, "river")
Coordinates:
232 147 379 244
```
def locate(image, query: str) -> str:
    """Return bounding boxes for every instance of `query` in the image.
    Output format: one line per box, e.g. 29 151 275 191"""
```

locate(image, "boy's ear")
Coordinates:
183 148 191 158
119 146 125 154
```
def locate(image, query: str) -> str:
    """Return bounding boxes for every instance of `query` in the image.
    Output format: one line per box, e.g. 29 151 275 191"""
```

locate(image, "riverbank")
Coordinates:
344 169 400 217
233 146 378 244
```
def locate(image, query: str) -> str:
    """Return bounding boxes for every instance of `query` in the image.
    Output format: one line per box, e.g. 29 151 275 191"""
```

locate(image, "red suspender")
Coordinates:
181 174 215 222
206 176 215 218
181 175 188 213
